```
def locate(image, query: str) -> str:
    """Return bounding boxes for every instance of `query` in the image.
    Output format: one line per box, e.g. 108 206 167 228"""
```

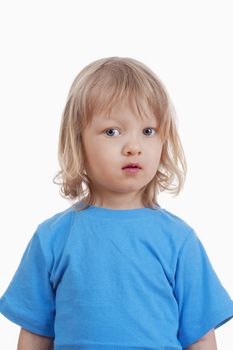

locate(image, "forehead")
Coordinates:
92 98 157 124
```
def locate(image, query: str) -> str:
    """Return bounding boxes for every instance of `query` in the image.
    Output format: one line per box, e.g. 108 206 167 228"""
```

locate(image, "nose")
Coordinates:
123 141 142 156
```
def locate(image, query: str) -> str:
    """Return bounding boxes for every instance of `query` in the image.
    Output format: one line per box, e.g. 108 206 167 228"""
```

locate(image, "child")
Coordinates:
0 57 233 350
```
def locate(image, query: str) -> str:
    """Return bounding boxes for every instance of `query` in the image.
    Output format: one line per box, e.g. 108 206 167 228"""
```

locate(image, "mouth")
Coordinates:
122 162 142 170
122 162 142 174
122 167 141 174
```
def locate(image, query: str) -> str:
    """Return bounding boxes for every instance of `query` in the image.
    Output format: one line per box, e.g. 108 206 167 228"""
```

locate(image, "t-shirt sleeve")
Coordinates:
0 230 55 337
174 229 233 348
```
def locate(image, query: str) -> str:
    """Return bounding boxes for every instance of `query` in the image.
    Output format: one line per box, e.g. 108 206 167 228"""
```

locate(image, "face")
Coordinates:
81 99 163 208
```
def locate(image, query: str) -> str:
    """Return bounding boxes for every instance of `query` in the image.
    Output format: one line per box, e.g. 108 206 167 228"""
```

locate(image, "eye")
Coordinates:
104 128 120 137
104 127 157 137
143 127 157 136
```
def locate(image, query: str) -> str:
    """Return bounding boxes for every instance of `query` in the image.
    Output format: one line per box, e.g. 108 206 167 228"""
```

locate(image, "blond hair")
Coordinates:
53 57 187 211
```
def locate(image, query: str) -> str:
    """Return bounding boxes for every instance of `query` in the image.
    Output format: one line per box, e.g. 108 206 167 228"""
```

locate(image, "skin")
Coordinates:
185 329 217 349
17 328 53 350
17 327 217 349
82 99 163 209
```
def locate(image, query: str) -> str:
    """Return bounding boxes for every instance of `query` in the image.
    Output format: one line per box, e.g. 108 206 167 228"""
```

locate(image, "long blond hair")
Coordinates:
53 57 187 211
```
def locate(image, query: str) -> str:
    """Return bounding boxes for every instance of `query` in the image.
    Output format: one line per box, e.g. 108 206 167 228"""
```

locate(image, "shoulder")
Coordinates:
33 205 78 253
158 207 192 229
37 205 75 234
156 207 196 243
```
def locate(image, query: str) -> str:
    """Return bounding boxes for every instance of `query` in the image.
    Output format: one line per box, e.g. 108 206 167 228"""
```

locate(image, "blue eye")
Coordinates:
104 127 157 137
143 128 156 136
105 128 120 137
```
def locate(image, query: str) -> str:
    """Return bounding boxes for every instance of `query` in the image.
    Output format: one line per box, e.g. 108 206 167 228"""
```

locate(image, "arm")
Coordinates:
17 328 54 350
184 329 217 350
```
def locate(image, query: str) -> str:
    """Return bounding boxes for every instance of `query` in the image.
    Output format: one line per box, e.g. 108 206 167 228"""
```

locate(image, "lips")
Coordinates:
122 162 142 169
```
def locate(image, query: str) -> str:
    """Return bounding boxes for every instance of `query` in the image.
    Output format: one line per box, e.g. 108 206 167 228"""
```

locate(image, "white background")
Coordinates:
0 0 233 348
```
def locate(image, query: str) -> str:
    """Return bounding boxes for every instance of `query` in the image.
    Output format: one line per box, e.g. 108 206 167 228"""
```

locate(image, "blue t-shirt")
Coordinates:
1 203 233 350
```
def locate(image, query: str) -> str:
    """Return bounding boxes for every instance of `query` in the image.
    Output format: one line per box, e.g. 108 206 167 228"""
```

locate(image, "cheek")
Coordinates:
147 144 163 170
96 139 118 153
86 141 114 166
148 141 163 158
